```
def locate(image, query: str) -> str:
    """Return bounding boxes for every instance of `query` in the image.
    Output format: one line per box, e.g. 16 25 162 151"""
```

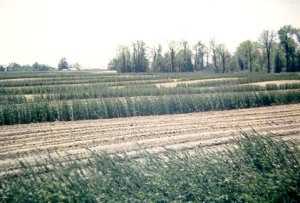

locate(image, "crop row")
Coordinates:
1 72 299 88
0 77 170 88
1 83 300 105
0 72 237 87
1 91 299 125
0 78 299 98
0 71 237 81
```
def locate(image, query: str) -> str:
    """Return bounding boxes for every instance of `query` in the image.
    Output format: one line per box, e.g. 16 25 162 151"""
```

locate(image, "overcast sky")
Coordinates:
0 0 299 69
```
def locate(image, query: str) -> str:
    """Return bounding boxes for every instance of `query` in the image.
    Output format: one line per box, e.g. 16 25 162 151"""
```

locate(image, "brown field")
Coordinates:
1 104 300 175
248 80 300 86
155 77 238 88
0 78 46 82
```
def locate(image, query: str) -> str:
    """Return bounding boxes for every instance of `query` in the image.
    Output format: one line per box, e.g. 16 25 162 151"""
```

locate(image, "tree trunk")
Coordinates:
285 45 289 72
222 57 226 73
267 51 271 73
171 51 175 72
285 33 290 72
249 53 253 72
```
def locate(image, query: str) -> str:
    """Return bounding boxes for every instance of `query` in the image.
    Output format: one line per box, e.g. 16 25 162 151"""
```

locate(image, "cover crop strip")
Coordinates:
0 90 299 125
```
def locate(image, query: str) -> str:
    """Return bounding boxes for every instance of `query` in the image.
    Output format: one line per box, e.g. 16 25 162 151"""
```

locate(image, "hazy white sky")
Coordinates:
0 0 299 69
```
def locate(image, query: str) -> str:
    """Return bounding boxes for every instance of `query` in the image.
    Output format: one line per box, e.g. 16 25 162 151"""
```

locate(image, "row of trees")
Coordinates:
109 25 300 73
0 62 54 72
0 58 81 72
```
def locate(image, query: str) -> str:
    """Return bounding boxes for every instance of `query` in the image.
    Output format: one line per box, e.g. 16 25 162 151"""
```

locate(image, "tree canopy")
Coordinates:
1 25 299 74
109 25 300 74
58 57 69 70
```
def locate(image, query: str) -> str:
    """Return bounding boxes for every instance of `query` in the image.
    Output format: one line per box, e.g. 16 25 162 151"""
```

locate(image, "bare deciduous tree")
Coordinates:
217 44 231 73
209 39 219 72
168 41 179 72
259 30 275 73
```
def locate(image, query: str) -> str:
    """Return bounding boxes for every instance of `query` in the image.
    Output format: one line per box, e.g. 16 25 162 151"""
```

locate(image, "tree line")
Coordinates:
109 25 300 73
0 62 54 72
0 58 81 72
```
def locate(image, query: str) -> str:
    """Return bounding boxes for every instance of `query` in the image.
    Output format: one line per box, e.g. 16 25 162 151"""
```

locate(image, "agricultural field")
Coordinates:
0 71 300 202
1 71 300 125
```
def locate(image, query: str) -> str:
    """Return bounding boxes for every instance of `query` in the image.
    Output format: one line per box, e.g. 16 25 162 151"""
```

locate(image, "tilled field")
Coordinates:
1 104 300 175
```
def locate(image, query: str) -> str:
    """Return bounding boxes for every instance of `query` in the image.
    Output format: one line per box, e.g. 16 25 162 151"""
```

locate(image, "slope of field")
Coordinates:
1 104 300 175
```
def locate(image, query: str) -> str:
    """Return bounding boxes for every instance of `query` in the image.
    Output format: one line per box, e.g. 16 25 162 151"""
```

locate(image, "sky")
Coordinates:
0 0 299 69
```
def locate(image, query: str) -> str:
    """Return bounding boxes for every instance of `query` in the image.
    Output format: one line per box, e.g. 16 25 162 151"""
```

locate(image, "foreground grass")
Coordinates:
0 133 299 202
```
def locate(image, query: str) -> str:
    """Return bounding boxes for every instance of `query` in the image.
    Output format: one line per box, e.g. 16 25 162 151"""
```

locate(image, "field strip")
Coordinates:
0 78 46 82
1 104 300 175
246 80 300 86
1 113 300 152
2 104 298 136
1 123 300 160
3 108 300 133
156 77 239 88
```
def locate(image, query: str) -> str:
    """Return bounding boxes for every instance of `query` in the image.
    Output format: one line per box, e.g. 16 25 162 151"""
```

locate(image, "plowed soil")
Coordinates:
248 80 300 86
156 77 238 87
1 104 300 175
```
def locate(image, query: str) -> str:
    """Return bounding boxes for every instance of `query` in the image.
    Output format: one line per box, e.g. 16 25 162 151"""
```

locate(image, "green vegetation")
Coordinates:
2 62 54 72
1 25 299 74
0 72 300 125
0 133 299 202
109 25 300 73
58 57 69 71
1 90 300 125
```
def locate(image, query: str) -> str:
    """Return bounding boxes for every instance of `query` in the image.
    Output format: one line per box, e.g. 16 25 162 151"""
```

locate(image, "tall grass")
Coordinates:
1 90 300 125
1 83 300 105
0 133 299 202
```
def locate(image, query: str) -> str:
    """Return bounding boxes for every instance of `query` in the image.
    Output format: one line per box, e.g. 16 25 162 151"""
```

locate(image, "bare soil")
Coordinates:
1 104 300 175
248 80 300 86
0 78 45 82
156 77 239 88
